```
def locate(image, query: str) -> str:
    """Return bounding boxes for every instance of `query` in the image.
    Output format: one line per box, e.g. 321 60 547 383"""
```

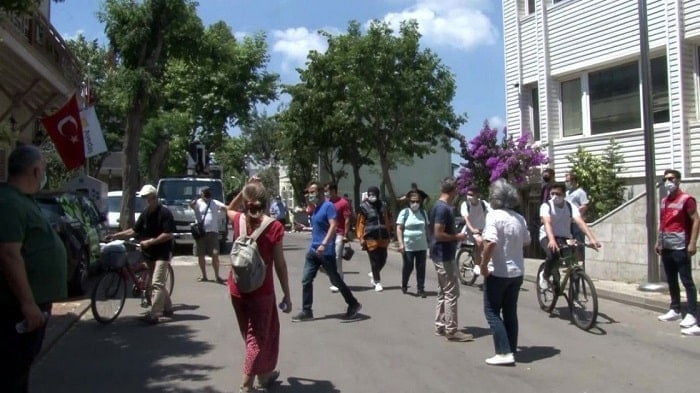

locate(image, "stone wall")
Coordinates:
586 180 700 284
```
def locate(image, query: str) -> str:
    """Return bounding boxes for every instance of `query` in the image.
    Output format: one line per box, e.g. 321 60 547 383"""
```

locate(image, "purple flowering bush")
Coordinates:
456 121 548 196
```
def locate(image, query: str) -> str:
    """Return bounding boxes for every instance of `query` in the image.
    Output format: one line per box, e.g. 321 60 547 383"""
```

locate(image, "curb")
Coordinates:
38 298 91 361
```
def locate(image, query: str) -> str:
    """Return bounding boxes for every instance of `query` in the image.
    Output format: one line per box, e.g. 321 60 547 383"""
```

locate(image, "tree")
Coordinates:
456 121 548 196
284 20 465 215
1 0 64 14
566 139 626 222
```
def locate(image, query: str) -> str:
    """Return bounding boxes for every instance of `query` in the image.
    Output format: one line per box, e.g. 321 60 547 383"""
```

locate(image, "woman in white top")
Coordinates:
396 190 430 297
480 179 531 366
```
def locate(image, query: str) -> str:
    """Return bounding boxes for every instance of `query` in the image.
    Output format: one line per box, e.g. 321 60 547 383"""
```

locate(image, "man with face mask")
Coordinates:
538 183 600 290
291 181 361 322
190 187 227 283
0 144 66 392
655 169 700 334
356 186 392 292
460 187 491 270
110 184 176 325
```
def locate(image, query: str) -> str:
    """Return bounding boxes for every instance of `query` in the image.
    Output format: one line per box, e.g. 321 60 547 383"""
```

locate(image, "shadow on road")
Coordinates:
462 326 492 339
275 377 340 393
514 345 561 363
548 306 609 335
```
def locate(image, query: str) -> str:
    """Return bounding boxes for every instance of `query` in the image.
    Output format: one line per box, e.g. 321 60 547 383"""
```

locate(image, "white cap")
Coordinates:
139 184 157 197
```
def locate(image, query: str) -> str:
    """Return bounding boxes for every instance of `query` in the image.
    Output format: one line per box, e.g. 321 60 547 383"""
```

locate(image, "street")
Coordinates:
32 232 700 393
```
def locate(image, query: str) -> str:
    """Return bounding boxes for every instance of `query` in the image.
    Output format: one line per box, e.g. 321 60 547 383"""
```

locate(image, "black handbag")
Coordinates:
190 201 210 240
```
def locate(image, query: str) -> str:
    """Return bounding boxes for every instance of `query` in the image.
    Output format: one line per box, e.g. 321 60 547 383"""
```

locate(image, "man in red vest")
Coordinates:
655 169 700 335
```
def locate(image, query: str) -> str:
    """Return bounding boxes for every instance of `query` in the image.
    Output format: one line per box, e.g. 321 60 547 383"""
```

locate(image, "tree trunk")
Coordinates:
120 95 146 230
351 161 362 213
378 151 398 221
148 139 170 183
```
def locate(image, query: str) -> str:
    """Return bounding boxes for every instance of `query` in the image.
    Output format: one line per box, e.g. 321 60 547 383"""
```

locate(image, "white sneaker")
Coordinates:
374 283 384 292
538 271 549 289
680 314 697 328
485 353 515 365
473 265 481 276
681 325 700 336
368 272 376 286
329 286 339 293
658 309 682 322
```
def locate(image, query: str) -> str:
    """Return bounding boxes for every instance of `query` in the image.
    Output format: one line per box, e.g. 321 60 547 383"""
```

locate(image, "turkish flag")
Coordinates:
41 94 85 170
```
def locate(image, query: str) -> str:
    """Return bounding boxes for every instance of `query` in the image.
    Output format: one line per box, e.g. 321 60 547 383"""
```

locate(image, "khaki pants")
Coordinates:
151 259 172 316
433 260 460 335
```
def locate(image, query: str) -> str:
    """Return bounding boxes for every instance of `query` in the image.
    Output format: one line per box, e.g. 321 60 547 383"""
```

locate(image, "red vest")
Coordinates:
660 191 694 248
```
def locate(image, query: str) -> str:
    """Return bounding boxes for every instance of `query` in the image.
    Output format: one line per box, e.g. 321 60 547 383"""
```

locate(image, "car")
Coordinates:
106 191 146 235
36 192 107 295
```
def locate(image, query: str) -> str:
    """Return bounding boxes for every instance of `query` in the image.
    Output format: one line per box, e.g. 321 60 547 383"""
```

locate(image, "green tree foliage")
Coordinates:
0 0 64 14
283 20 465 214
566 139 626 222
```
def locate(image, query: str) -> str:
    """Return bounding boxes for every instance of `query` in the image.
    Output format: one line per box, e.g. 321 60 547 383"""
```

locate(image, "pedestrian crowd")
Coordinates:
3 142 700 392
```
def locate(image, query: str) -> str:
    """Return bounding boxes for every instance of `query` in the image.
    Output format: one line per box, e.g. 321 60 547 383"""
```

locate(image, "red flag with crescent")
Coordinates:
41 94 85 170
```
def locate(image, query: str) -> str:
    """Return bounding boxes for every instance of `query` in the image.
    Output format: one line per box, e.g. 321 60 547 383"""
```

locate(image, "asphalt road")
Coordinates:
32 232 700 393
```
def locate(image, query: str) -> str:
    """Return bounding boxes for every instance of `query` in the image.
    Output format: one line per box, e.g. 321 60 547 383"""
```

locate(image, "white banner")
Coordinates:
80 106 108 158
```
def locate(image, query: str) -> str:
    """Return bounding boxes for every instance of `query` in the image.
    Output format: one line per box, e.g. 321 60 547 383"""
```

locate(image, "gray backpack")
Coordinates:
230 214 275 293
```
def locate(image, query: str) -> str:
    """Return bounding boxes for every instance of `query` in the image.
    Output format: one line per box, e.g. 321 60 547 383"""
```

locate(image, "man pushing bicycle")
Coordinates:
538 183 601 290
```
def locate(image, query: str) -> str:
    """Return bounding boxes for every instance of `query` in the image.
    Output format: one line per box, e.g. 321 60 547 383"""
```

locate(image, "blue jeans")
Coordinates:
402 250 427 291
661 249 697 315
302 250 358 312
483 275 523 354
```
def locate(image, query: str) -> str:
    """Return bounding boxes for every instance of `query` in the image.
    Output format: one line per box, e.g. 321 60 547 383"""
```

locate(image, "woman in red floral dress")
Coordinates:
227 180 292 393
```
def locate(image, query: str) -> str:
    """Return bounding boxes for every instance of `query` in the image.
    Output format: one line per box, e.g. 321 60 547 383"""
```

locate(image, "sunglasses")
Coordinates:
664 176 676 181
550 191 563 196
246 201 263 213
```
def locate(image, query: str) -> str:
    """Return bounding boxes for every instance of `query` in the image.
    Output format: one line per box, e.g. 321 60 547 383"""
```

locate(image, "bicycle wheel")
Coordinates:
91 271 126 324
536 263 559 312
457 248 477 286
568 269 598 330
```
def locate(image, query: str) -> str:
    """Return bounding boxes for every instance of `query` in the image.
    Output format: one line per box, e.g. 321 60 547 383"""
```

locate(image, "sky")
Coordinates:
50 0 506 143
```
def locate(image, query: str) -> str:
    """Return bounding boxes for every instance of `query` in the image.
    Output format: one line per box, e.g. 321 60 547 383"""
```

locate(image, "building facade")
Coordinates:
503 0 700 281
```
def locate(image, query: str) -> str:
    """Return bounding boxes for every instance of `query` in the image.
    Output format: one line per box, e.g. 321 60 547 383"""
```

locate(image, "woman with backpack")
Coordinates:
356 186 392 292
226 179 292 393
396 189 430 297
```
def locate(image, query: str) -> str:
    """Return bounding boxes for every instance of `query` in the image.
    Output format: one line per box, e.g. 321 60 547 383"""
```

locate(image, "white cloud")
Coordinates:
271 27 328 73
381 0 498 51
62 29 85 42
488 115 505 130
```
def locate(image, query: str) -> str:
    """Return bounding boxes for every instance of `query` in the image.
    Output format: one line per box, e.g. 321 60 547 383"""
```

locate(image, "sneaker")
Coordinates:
658 309 681 322
445 331 474 342
138 314 160 325
291 310 313 322
434 327 446 336
680 314 697 328
374 283 384 292
681 325 700 336
417 289 427 298
368 272 376 286
401 287 408 294
538 271 549 289
485 353 515 365
345 302 362 319
329 286 339 293
473 265 481 276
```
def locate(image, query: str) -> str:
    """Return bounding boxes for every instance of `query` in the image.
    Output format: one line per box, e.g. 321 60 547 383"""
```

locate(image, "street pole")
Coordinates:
637 0 665 292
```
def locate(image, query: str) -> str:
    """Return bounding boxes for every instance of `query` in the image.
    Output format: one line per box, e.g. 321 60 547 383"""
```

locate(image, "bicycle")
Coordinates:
456 242 478 286
536 239 598 330
91 240 175 324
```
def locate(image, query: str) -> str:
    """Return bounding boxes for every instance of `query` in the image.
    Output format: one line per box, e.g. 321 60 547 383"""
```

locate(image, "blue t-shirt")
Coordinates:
430 200 457 262
310 200 337 256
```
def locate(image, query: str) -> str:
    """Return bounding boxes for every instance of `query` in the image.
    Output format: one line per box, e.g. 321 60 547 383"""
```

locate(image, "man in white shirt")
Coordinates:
191 187 227 283
539 183 600 289
460 187 491 268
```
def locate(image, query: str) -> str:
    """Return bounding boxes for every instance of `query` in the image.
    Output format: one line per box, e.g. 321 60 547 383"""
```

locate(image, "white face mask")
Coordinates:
40 171 47 190
551 195 564 205
565 182 573 191
466 196 476 204
664 181 678 194
324 192 330 199
410 202 420 211
368 196 377 203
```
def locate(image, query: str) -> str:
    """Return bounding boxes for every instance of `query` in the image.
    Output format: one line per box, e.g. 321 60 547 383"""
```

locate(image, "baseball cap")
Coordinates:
139 184 157 197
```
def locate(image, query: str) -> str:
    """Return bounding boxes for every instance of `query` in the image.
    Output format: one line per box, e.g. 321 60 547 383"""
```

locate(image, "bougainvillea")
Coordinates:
456 121 549 196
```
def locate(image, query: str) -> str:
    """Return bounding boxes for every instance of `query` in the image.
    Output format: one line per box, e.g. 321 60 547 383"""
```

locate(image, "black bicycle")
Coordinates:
536 240 598 330
456 243 478 286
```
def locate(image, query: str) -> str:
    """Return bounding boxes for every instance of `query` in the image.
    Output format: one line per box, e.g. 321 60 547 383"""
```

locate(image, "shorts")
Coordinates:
196 232 220 257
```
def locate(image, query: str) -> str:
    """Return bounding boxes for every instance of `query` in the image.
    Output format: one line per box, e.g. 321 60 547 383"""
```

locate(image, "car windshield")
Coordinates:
108 195 147 213
157 180 224 204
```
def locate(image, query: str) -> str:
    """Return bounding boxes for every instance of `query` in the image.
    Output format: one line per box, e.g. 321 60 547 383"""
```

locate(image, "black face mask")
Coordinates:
542 176 551 182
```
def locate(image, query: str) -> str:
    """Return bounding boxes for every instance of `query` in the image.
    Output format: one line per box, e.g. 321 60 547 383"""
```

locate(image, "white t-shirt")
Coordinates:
538 200 580 241
194 198 227 233
460 199 491 231
566 187 589 208
482 208 530 278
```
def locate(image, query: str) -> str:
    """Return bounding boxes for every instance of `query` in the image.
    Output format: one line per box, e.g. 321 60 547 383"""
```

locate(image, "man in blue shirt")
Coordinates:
292 181 361 322
430 177 473 342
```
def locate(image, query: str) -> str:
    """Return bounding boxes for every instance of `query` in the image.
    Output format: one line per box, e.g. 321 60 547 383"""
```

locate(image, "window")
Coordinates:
528 0 535 14
651 56 669 123
562 79 582 136
530 87 541 140
589 62 640 134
